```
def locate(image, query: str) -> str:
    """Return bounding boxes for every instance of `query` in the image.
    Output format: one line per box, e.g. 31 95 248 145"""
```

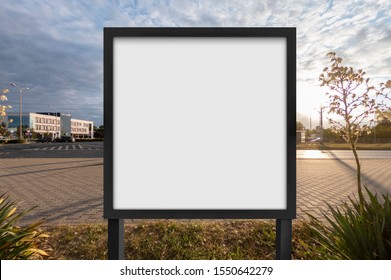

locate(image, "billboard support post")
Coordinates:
108 219 124 260
276 219 292 260
107 218 293 260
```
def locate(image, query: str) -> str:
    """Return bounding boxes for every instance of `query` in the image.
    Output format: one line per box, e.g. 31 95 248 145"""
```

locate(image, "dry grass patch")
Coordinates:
38 220 332 260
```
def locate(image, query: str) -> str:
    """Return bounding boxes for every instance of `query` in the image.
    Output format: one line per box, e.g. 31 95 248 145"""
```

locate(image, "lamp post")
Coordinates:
10 83 30 140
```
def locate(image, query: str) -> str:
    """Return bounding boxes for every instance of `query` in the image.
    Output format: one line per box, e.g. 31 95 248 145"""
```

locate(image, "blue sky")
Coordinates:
0 0 390 127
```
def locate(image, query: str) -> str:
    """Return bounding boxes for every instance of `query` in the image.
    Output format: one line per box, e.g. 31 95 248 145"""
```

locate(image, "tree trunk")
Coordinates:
350 143 364 204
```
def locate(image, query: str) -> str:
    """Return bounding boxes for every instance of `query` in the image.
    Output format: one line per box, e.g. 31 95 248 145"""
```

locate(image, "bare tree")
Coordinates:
319 52 379 200
377 80 391 121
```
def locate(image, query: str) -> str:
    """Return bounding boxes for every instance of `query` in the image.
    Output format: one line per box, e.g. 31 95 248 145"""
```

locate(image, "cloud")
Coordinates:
0 0 390 125
0 0 104 124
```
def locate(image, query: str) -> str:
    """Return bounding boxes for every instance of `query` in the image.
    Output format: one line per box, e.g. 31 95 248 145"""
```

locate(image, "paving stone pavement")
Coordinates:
0 158 104 225
297 158 391 221
0 157 390 225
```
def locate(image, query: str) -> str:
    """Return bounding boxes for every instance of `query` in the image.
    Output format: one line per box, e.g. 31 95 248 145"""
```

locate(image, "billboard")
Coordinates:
104 28 296 219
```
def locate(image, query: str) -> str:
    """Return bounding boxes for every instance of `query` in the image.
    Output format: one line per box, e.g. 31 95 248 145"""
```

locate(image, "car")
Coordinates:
0 136 8 143
309 137 322 142
54 136 75 143
36 137 53 143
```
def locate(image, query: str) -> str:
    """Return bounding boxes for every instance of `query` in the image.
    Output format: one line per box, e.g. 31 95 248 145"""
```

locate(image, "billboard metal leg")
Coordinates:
108 219 124 260
276 219 292 260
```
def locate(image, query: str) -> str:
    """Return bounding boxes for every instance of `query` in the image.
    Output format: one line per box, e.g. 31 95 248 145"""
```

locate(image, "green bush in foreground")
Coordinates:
306 187 391 259
4 139 26 144
0 195 48 259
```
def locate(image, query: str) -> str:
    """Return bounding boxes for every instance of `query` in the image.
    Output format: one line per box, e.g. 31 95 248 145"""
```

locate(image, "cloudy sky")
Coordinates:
0 0 390 127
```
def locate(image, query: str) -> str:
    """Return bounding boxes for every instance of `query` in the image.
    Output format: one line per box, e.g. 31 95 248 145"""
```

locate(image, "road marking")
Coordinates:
296 150 330 159
27 145 102 151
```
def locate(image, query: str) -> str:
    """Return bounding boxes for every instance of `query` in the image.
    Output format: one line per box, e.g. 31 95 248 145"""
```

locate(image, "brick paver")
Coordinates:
297 158 391 221
0 156 390 225
0 158 103 225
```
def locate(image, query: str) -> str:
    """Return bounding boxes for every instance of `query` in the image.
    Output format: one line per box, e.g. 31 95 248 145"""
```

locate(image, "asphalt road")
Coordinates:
0 141 103 158
297 149 391 159
3 143 389 159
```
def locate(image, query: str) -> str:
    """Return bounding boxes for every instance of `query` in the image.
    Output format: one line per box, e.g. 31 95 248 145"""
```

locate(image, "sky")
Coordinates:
0 0 390 127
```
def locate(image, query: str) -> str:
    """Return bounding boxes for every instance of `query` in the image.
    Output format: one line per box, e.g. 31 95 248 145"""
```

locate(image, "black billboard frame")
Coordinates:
104 27 296 259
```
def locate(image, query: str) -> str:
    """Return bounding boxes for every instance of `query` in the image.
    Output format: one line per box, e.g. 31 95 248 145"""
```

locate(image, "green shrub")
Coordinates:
5 139 26 144
0 195 48 259
306 186 391 259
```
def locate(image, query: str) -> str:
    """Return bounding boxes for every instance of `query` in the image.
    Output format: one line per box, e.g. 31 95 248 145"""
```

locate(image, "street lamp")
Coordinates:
10 83 30 140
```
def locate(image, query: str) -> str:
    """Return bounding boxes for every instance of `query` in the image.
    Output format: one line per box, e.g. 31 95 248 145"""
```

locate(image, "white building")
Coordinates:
6 112 94 138
71 118 94 138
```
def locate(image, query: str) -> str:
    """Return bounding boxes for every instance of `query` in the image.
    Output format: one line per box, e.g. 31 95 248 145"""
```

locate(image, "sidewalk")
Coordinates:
0 158 103 225
0 157 390 225
297 158 391 220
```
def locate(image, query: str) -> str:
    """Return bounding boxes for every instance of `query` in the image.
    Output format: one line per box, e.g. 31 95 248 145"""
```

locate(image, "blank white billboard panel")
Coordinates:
112 37 287 210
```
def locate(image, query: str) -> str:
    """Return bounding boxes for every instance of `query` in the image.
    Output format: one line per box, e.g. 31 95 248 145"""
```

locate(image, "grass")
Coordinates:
35 220 333 260
297 142 391 150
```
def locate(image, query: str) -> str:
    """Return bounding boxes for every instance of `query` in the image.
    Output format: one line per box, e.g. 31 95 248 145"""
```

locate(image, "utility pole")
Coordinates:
318 105 325 141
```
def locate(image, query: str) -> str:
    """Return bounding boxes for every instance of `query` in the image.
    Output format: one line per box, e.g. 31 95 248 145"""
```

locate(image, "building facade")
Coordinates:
6 112 93 139
71 118 94 138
